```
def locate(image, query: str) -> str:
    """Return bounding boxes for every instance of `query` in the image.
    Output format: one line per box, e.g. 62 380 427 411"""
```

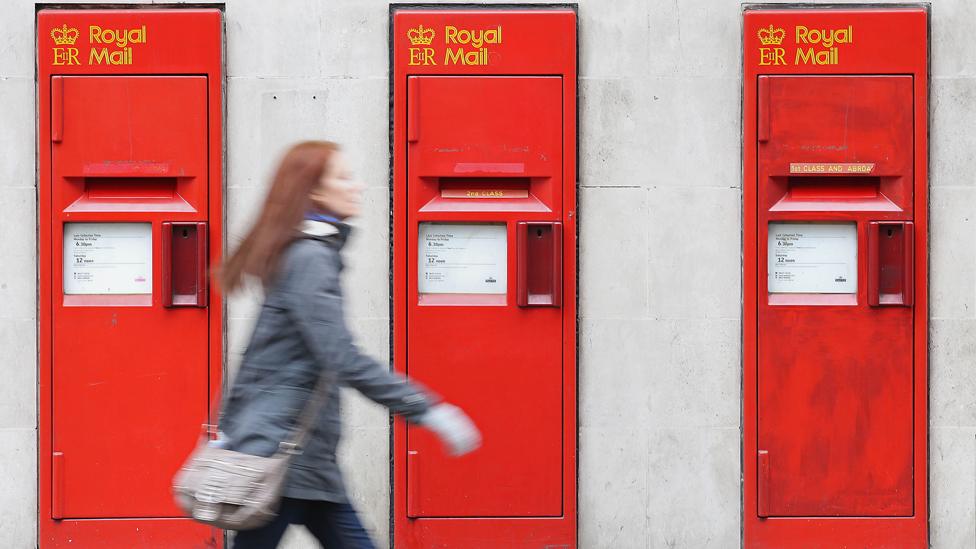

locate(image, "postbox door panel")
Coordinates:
406 76 563 517
51 76 209 518
757 76 914 517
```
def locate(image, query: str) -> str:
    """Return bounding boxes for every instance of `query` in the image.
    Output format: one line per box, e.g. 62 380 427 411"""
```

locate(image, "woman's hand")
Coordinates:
417 403 482 456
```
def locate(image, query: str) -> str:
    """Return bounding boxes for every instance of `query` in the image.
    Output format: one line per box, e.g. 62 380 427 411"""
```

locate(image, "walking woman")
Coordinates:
218 141 480 548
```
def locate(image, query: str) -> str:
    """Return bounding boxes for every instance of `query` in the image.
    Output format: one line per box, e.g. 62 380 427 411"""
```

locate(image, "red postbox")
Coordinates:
743 8 928 547
38 10 223 547
392 8 577 548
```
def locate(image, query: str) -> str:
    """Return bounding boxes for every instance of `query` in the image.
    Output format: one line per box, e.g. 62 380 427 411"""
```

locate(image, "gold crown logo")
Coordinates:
408 25 435 46
51 24 79 46
757 25 785 46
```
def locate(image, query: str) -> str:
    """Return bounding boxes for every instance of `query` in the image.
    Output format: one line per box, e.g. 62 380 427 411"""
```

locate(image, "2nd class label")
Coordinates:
440 188 529 199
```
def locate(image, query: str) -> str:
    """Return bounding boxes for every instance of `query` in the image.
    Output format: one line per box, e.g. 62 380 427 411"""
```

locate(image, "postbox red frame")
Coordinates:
743 7 928 547
391 6 577 547
37 9 223 547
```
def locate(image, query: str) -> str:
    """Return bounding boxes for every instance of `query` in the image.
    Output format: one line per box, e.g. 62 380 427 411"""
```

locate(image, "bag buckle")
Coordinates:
279 441 303 455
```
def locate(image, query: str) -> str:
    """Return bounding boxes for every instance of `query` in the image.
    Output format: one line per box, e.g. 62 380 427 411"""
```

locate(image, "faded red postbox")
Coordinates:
743 8 928 548
38 10 223 547
392 8 577 548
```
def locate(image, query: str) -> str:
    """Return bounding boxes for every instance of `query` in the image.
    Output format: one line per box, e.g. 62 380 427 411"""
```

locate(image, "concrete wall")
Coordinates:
0 1 973 547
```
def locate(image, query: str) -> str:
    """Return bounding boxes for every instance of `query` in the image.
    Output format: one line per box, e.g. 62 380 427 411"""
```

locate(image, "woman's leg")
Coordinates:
231 498 306 549
302 500 376 549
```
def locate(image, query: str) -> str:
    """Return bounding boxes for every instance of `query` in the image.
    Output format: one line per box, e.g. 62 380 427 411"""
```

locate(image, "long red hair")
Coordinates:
221 141 339 292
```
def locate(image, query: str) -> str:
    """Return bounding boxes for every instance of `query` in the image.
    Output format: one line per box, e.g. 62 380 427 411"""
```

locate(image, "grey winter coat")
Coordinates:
219 220 433 502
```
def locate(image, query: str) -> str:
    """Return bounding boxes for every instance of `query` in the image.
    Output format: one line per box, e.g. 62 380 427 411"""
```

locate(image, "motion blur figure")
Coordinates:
218 142 480 549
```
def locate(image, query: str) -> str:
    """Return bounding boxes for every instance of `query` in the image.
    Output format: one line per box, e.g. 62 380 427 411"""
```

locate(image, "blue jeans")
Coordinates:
231 497 376 549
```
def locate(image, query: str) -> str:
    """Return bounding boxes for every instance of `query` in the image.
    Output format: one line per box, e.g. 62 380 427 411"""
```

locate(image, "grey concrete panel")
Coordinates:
642 77 740 189
0 188 36 322
645 427 740 548
0 428 37 548
579 78 655 189
930 187 976 319
226 0 331 78
258 80 390 190
931 78 976 187
930 427 976 548
228 77 390 195
580 318 738 430
578 1 651 79
931 319 976 428
647 186 740 320
644 319 739 429
579 186 649 319
654 1 741 79
0 319 36 429
579 318 654 429
930 0 976 78
580 77 740 190
579 426 651 548
0 3 35 78
0 78 35 187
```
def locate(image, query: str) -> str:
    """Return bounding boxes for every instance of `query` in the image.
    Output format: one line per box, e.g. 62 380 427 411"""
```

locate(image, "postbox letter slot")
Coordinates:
162 222 208 308
868 221 913 307
517 222 562 307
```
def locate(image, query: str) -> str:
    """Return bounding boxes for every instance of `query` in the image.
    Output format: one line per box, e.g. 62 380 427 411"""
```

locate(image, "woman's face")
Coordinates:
310 152 364 220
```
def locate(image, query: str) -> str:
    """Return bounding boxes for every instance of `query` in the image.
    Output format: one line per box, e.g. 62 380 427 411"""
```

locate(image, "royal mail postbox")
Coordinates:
38 10 223 547
743 8 928 548
392 8 577 548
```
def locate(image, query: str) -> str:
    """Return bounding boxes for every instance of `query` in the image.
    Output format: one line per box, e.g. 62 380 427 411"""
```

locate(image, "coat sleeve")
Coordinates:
280 241 436 420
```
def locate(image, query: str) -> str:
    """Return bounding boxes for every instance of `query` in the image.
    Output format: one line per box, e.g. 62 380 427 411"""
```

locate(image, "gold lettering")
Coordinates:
759 47 786 66
444 25 458 44
89 48 109 64
445 48 463 65
52 48 80 66
90 24 147 47
89 47 133 65
408 47 436 66
795 24 853 48
444 25 502 47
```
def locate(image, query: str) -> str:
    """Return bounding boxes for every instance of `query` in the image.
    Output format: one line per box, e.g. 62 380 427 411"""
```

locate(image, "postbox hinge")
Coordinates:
757 76 770 143
51 76 64 143
407 77 419 143
406 449 419 517
52 451 64 519
757 450 770 518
